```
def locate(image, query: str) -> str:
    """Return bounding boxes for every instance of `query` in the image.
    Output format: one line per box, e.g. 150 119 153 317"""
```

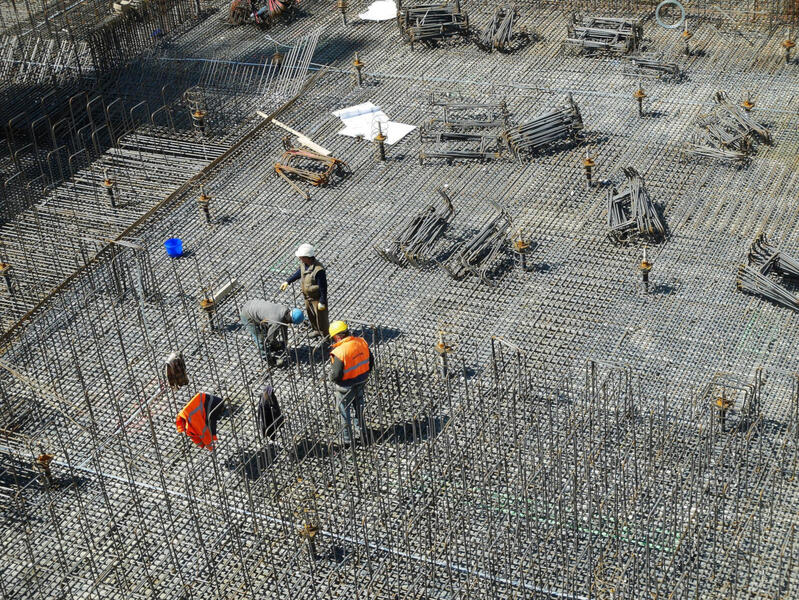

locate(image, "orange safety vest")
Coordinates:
176 392 217 450
330 336 371 382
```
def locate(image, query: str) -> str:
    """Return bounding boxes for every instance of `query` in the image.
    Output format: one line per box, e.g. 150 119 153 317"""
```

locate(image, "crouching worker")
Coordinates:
240 299 304 367
328 320 373 445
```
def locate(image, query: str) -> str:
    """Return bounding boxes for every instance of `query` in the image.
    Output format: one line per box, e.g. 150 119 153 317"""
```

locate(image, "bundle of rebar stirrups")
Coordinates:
477 5 527 53
373 187 456 268
397 0 469 50
564 14 643 54
606 167 665 245
440 202 512 284
737 233 799 311
683 91 772 164
502 94 584 159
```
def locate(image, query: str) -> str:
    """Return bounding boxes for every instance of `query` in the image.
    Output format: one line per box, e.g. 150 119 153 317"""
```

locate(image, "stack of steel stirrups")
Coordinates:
501 94 583 159
564 14 642 54
683 91 771 164
606 167 665 244
440 201 512 284
737 233 799 310
623 53 680 80
420 99 509 163
373 187 455 267
477 5 520 52
397 0 469 50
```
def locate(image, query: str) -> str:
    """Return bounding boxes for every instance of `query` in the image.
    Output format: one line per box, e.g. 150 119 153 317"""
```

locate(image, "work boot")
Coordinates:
309 330 322 339
274 357 286 368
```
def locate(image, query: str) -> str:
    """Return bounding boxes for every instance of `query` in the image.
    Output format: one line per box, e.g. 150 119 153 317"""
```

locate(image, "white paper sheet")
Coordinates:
358 0 397 21
332 102 416 145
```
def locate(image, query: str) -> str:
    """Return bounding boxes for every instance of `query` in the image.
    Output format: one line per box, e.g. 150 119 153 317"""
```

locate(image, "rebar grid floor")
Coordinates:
2 2 799 598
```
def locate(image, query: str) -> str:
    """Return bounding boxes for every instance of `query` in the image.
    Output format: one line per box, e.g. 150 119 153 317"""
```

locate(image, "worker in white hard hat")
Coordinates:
280 243 329 338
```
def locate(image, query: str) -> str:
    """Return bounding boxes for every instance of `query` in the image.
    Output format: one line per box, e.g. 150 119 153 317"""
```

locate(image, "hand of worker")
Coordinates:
318 303 326 311
280 282 288 291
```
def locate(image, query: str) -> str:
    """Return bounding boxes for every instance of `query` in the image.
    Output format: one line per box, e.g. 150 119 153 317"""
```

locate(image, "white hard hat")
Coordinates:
295 243 315 258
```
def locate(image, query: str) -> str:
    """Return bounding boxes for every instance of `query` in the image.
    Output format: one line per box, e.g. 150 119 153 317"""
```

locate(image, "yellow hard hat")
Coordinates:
329 320 348 337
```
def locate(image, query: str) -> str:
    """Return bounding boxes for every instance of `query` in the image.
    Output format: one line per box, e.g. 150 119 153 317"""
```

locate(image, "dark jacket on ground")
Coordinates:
256 385 284 441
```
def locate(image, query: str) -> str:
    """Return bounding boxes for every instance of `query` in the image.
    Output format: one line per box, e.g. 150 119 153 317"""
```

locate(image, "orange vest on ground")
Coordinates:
330 336 371 382
176 392 217 450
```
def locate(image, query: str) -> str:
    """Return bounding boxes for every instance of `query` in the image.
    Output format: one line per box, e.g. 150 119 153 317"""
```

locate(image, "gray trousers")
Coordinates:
241 316 284 359
335 382 366 443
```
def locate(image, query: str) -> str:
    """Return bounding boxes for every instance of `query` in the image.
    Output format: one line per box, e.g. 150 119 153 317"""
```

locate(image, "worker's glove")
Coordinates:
280 282 289 291
318 303 326 310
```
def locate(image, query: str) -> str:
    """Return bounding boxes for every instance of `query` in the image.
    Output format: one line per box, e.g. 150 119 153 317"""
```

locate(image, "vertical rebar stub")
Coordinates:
102 169 116 208
0 262 12 295
639 246 652 293
353 52 364 86
198 185 212 224
192 108 207 134
375 122 387 161
583 154 595 188
337 0 347 26
633 86 647 117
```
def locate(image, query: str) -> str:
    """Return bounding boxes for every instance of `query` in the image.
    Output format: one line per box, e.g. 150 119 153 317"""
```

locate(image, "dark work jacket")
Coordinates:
257 385 284 441
206 394 226 437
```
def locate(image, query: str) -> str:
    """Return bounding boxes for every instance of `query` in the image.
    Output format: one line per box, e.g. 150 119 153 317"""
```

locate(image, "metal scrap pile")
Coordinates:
274 144 348 200
441 202 512 284
737 234 799 310
564 14 642 54
419 99 509 164
373 188 455 267
502 94 583 159
228 0 296 27
684 91 772 164
606 167 665 244
477 5 524 52
397 1 469 50
623 53 680 80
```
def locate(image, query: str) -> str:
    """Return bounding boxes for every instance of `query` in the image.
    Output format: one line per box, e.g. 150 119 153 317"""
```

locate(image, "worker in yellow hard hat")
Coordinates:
328 320 373 446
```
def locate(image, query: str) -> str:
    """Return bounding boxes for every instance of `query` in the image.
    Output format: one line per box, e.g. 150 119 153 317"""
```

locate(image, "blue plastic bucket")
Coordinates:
164 238 183 257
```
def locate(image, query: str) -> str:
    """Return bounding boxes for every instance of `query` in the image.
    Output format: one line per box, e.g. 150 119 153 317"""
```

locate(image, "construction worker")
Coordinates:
328 320 373 445
280 243 328 339
240 299 304 366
